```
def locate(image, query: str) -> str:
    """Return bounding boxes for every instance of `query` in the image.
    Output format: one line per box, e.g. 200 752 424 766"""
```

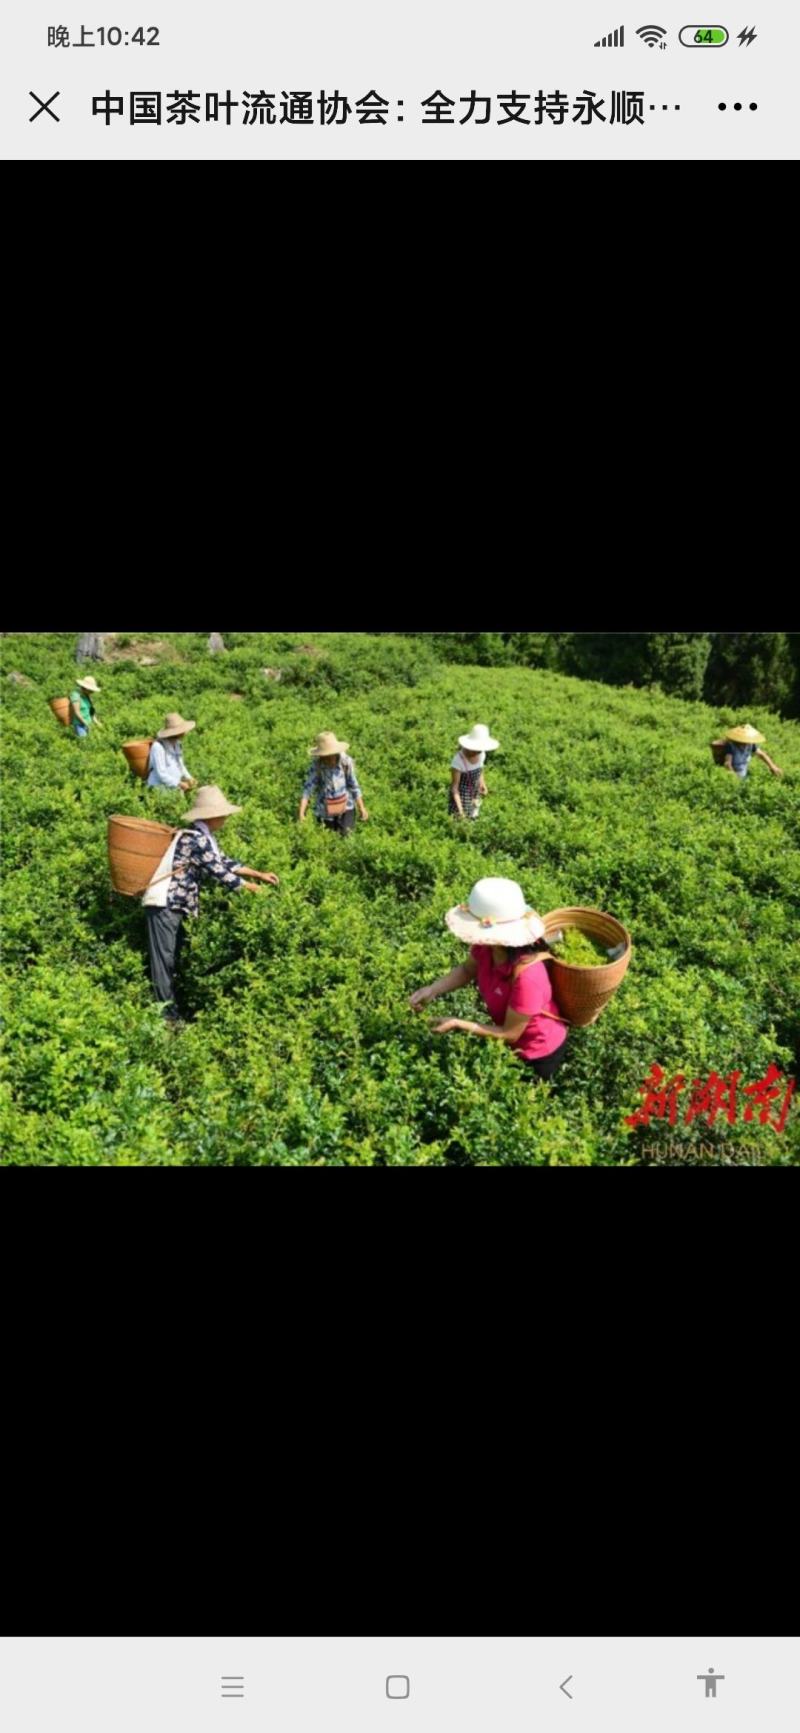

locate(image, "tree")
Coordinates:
76 633 110 662
395 632 509 665
389 631 797 714
786 634 800 718
647 633 712 700
705 633 795 711
505 633 561 669
559 634 652 686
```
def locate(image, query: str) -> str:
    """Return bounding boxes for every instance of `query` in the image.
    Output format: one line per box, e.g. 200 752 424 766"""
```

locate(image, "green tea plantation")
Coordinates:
2 632 799 1165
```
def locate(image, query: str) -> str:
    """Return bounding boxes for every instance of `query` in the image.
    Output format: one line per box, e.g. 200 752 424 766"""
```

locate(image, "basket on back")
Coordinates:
542 906 632 1028
49 697 72 727
710 740 727 765
108 816 178 897
122 739 154 780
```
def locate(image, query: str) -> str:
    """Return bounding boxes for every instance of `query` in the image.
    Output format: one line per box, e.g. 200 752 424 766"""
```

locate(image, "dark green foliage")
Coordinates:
647 633 713 700
394 633 799 716
705 632 796 712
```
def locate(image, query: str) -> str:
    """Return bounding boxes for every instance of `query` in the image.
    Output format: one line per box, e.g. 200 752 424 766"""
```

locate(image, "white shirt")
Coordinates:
451 750 486 774
141 833 182 907
147 739 191 789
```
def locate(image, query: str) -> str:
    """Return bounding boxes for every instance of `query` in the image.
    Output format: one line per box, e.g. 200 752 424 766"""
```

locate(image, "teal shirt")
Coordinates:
70 689 93 726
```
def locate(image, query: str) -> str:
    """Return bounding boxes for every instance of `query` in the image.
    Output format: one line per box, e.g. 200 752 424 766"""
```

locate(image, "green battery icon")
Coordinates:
679 25 729 43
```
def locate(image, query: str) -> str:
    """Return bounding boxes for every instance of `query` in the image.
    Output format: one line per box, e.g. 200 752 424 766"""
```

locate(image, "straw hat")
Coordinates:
725 724 766 745
77 676 101 694
459 723 499 752
446 879 545 948
310 730 350 758
158 712 197 739
183 785 242 823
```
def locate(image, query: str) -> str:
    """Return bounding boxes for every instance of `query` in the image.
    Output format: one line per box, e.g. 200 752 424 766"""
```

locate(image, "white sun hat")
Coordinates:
458 723 499 752
446 878 545 948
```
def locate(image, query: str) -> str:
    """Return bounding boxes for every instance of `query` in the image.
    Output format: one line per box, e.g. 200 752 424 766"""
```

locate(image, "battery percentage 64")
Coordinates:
679 25 729 42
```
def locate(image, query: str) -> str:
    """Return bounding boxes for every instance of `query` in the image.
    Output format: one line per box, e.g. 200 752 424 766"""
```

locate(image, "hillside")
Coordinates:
2 631 799 1165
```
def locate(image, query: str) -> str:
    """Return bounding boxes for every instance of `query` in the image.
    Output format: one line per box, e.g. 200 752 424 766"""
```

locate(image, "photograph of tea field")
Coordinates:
2 631 798 1165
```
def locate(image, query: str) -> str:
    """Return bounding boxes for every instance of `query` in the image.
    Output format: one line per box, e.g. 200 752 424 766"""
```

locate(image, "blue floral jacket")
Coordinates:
166 822 245 918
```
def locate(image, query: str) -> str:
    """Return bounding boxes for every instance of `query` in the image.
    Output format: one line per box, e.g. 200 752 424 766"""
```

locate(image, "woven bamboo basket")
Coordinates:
710 740 727 765
122 739 154 779
108 815 178 897
49 696 72 727
541 906 632 1028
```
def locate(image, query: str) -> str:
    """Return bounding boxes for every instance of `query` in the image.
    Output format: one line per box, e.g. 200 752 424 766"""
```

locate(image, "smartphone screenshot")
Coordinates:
1 1639 797 1732
2 0 796 157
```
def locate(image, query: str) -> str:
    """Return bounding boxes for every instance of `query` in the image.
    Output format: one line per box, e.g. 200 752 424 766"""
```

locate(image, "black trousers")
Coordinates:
145 907 186 1018
319 808 356 835
522 1040 569 1081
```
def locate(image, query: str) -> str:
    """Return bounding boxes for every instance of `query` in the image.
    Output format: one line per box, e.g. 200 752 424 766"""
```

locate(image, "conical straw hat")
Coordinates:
158 712 197 739
310 730 350 757
725 724 765 745
183 785 242 822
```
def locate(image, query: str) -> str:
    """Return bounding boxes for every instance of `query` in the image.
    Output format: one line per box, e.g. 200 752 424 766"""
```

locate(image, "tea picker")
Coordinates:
69 675 103 738
108 786 280 1027
409 879 570 1081
449 723 499 821
710 724 783 780
409 880 632 1082
121 712 199 784
299 731 369 834
146 713 198 791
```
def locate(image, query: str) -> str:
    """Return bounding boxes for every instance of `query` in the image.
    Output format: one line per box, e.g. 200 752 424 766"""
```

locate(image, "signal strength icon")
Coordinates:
595 23 625 43
636 22 667 44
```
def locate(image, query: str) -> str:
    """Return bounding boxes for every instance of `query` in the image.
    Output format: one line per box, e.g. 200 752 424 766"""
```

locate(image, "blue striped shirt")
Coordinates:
302 754 362 818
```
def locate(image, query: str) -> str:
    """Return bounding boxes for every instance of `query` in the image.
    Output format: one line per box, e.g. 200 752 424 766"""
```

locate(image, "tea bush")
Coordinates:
2 632 799 1165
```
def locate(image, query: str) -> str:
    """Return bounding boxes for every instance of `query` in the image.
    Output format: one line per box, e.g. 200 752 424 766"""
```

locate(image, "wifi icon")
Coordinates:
636 23 668 44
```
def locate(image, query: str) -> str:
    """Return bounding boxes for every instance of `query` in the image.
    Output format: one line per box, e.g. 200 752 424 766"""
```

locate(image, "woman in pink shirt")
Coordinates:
409 877 569 1080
